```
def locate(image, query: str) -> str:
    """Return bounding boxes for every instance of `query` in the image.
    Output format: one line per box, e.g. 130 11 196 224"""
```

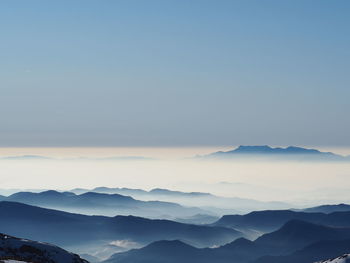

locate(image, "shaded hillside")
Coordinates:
103 220 350 263
213 209 350 233
254 239 350 263
0 201 241 256
0 233 88 263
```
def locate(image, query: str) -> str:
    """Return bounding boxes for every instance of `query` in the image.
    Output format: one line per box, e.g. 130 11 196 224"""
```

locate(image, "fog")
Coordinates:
0 147 349 207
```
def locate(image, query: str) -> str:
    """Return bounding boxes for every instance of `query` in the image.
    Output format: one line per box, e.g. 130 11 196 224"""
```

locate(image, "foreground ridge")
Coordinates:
0 233 88 263
316 254 350 263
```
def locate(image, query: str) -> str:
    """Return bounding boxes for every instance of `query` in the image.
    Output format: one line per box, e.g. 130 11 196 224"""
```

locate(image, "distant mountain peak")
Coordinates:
232 145 324 154
203 145 346 161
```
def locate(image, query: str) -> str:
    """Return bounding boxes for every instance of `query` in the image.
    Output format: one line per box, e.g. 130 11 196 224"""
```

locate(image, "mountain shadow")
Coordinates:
0 233 88 263
103 220 350 263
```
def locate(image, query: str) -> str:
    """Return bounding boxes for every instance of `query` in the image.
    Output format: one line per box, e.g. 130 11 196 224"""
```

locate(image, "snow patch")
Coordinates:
316 254 350 263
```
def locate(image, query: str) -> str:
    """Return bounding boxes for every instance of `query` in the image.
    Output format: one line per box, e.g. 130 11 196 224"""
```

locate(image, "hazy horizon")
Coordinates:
0 145 350 159
0 145 349 207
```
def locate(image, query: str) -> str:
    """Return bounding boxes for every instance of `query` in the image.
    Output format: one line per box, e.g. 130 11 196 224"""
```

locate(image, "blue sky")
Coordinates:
0 0 349 146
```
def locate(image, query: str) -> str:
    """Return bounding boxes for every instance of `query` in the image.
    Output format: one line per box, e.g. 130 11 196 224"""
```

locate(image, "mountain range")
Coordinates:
1 198 350 262
2 190 211 218
213 209 350 233
103 220 350 263
302 203 350 214
0 201 242 259
70 187 290 214
202 145 349 161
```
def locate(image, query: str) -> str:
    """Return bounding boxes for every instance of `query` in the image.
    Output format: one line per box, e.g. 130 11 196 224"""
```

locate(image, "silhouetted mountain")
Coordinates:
104 237 271 263
5 190 210 218
71 187 289 214
105 221 350 263
82 187 212 198
254 239 350 263
109 215 242 247
103 240 209 263
213 209 350 233
303 203 350 214
202 145 347 161
212 237 271 262
0 201 241 258
255 220 350 254
0 233 88 263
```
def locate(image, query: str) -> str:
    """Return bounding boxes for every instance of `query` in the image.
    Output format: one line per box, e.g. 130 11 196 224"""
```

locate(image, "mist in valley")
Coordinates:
1 147 349 209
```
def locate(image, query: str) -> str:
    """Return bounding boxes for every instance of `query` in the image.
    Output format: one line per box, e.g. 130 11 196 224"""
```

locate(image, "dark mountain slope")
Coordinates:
255 220 350 254
105 220 350 263
213 209 350 232
103 240 211 263
0 201 241 249
254 239 350 263
0 233 88 263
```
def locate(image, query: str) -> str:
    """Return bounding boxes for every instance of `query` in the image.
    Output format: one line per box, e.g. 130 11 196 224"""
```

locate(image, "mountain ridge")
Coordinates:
0 233 88 263
201 145 349 161
0 201 242 258
103 220 350 263
5 190 211 218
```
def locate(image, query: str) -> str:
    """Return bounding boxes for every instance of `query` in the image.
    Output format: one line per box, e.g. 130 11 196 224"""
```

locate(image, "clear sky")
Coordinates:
1 0 349 147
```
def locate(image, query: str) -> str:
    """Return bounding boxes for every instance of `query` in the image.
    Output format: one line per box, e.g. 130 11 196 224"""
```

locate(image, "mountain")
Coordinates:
202 145 347 161
5 190 210 218
213 209 350 233
303 204 350 214
71 187 289 214
103 240 210 263
254 220 350 254
0 201 242 258
254 239 350 263
103 239 265 263
316 254 350 263
107 215 241 247
0 233 88 263
104 238 273 263
104 220 350 263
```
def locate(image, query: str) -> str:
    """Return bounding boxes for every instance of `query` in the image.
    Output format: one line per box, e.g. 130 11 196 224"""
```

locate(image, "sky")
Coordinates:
1 0 349 147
